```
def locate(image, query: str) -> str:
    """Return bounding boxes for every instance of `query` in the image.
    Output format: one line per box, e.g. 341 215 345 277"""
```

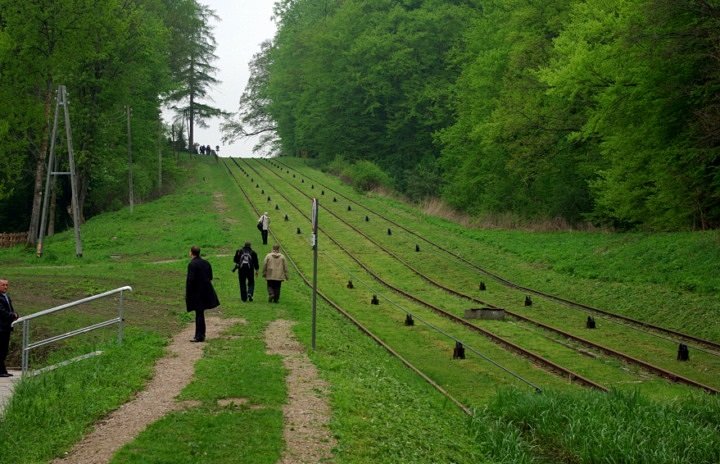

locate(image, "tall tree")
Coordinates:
540 0 720 229
0 0 180 239
165 0 224 151
222 40 279 155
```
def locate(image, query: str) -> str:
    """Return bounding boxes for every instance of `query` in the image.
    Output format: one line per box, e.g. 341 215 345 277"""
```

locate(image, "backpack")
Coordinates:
235 249 253 269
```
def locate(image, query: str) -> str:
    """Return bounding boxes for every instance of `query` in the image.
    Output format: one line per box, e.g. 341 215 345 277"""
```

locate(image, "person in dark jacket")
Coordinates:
0 278 19 377
233 241 259 302
185 246 220 342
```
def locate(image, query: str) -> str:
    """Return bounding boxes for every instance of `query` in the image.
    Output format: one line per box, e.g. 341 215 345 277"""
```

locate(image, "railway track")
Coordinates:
223 158 610 393
271 158 720 355
240 157 719 395
221 160 487 416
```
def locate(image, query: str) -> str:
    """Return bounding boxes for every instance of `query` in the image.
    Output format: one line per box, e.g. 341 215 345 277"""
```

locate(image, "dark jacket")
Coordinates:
233 246 259 272
186 257 220 312
0 292 18 332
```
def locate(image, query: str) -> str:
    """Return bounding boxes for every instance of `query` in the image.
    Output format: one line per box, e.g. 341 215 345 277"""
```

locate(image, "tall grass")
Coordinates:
482 389 720 464
0 330 165 463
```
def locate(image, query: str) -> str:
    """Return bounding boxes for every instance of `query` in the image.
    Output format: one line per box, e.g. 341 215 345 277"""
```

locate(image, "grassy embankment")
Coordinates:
0 155 718 463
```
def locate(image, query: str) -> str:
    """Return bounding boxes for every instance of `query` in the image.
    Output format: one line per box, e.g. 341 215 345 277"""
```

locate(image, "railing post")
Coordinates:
118 290 125 344
22 319 30 374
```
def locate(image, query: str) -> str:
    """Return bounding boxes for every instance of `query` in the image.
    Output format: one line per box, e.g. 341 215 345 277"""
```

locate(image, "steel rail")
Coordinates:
221 160 475 415
247 158 719 395
235 158 608 392
270 159 720 354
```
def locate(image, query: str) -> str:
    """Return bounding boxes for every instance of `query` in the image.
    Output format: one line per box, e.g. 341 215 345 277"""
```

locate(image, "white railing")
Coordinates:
11 286 132 375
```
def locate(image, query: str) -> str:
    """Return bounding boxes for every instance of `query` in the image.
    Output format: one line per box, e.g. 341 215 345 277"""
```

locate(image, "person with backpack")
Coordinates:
257 212 270 245
262 243 289 303
233 241 259 302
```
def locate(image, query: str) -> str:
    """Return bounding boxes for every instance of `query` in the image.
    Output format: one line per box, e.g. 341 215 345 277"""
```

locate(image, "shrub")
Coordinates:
342 160 393 192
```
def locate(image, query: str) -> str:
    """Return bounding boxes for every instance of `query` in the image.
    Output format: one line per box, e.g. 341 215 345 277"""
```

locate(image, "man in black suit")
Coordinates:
185 246 220 342
0 278 19 377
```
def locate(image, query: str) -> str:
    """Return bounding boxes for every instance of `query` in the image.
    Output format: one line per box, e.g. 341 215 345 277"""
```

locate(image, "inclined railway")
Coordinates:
227 157 720 395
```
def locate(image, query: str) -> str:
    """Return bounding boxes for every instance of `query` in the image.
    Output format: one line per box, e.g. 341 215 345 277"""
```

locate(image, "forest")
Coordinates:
0 0 222 238
227 0 720 230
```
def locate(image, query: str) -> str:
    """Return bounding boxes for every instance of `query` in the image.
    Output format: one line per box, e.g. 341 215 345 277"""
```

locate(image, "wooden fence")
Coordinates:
0 232 27 248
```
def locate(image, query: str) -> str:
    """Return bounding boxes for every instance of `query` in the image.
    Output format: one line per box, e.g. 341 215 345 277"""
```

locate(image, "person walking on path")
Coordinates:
262 244 289 303
257 212 270 245
0 278 19 377
233 241 259 302
185 246 220 342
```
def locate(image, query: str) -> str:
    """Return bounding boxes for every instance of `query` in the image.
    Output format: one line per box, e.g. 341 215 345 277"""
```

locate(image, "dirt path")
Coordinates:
53 315 243 464
265 319 336 464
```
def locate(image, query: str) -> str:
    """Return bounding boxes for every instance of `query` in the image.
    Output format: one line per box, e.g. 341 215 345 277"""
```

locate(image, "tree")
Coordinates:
0 0 181 239
540 0 720 229
222 40 280 155
165 0 224 151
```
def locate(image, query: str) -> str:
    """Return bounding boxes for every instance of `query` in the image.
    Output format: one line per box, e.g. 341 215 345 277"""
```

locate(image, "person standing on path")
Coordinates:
0 278 19 377
258 212 270 245
262 244 289 303
185 246 220 342
233 241 259 302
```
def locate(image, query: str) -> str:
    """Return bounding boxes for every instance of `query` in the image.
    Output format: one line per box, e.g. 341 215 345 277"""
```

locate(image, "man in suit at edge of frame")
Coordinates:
0 278 19 377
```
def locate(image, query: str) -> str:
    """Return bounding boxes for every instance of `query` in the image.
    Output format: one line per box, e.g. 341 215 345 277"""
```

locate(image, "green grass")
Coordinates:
1 155 720 463
0 330 165 463
239 158 720 395
482 389 720 464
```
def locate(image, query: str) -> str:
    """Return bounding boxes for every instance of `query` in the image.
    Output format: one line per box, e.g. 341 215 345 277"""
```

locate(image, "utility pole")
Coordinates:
311 198 319 350
127 106 134 213
158 121 163 191
37 85 83 258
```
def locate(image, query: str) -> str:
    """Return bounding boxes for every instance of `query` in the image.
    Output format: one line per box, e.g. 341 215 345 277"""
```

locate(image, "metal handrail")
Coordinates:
11 286 132 374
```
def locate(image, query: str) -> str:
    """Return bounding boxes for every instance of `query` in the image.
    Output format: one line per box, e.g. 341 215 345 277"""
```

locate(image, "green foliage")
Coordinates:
0 0 211 233
238 0 477 199
253 0 720 230
341 159 393 192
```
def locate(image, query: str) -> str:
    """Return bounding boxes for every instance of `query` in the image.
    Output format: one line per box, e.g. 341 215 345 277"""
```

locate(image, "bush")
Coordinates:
342 160 393 192
325 155 350 176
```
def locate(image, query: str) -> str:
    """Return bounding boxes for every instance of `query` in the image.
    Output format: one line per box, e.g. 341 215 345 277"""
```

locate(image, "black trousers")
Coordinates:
194 309 206 341
260 229 269 245
0 330 10 374
238 268 255 301
267 280 282 302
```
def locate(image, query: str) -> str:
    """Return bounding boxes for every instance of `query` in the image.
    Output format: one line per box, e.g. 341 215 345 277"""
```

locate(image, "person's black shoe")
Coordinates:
248 295 253 302
0 373 12 377
190 338 205 343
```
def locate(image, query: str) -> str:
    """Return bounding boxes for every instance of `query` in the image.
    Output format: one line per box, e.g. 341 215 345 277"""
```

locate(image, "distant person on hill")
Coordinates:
185 246 220 342
257 212 270 245
262 244 289 303
233 241 259 302
0 278 19 377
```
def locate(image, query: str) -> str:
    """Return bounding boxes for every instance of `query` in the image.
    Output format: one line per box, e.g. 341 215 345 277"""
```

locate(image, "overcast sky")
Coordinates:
171 0 277 157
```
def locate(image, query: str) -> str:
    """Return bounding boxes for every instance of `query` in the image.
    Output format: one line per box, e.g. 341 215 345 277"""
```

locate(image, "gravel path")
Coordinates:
265 319 336 464
52 315 243 464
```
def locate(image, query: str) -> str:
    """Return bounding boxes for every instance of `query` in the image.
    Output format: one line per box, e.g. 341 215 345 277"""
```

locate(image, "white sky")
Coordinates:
166 0 277 157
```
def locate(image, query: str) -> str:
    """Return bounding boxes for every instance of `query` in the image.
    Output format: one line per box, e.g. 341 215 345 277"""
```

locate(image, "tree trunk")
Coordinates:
189 93 195 150
26 84 54 246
